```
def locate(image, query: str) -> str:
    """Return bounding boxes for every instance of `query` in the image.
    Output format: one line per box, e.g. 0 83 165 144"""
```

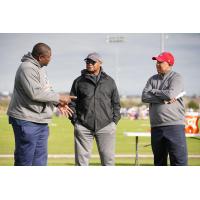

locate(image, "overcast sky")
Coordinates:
0 33 199 96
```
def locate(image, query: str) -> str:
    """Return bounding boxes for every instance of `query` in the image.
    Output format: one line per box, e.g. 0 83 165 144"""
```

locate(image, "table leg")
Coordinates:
135 136 139 165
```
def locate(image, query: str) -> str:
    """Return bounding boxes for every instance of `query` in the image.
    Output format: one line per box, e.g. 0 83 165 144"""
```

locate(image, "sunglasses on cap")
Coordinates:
85 59 96 65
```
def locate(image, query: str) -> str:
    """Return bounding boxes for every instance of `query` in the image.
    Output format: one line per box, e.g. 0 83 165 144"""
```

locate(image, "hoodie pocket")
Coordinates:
28 102 45 114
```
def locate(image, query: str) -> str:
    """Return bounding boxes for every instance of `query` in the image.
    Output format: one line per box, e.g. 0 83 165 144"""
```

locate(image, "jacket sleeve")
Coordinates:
111 80 121 124
142 78 164 104
68 80 78 125
20 67 59 104
151 74 184 101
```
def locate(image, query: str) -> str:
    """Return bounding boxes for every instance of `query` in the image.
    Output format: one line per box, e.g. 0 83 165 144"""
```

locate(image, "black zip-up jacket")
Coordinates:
69 68 121 131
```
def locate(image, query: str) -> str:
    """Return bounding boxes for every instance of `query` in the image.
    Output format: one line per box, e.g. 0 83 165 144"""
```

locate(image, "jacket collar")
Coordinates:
81 67 108 78
81 67 109 85
159 70 173 80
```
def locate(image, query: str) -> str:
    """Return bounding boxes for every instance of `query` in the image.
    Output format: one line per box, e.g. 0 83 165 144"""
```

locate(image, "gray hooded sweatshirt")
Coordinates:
142 70 185 127
7 52 59 123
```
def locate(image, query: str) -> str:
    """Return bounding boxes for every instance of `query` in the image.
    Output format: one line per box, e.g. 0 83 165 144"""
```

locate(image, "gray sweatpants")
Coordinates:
74 122 116 166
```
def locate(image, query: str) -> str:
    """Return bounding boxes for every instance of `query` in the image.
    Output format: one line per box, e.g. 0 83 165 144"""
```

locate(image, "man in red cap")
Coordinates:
142 52 188 166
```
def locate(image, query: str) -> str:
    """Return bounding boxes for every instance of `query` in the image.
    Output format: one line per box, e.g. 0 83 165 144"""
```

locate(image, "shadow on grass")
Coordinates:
189 137 200 141
48 162 154 166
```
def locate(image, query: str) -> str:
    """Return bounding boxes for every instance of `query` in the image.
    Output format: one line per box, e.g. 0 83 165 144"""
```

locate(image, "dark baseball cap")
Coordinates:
84 52 103 62
152 52 175 66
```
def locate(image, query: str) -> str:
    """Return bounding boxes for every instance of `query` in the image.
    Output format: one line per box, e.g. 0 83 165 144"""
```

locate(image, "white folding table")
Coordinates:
124 132 200 165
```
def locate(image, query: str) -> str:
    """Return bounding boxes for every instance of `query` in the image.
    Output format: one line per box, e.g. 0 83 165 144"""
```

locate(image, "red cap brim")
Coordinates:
152 57 157 60
152 56 164 62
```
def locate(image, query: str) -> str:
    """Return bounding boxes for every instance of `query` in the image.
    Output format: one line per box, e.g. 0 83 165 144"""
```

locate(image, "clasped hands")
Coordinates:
164 98 177 104
57 95 77 117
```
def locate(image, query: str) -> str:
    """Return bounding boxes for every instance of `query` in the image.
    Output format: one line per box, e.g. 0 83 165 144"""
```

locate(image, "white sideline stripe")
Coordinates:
1 154 200 158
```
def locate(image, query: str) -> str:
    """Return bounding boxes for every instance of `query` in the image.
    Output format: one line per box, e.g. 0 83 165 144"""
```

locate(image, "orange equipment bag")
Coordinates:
185 114 199 134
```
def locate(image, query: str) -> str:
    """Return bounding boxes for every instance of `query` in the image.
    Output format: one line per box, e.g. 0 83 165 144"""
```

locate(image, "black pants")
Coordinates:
151 125 188 166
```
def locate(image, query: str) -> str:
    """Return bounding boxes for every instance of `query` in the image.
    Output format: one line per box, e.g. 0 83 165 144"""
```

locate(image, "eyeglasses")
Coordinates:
85 59 96 65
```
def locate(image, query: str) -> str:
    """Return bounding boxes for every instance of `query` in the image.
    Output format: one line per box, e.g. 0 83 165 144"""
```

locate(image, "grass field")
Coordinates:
0 114 200 166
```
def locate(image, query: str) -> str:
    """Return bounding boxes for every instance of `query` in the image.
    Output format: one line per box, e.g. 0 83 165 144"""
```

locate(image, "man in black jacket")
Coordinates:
69 52 121 166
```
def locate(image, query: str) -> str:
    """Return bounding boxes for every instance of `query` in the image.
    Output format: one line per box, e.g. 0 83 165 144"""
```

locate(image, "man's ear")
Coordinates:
38 55 43 61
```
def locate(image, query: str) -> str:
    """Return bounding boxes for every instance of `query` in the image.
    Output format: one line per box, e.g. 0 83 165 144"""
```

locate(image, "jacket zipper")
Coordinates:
94 84 97 131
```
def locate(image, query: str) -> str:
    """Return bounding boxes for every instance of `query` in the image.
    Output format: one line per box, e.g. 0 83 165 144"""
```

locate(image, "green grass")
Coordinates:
1 114 200 166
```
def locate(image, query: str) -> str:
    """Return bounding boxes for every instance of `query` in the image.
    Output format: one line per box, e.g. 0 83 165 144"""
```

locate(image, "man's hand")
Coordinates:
59 95 77 105
164 98 177 104
57 104 74 117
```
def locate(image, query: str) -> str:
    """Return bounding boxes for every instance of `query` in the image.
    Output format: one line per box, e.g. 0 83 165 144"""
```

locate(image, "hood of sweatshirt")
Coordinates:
21 52 41 68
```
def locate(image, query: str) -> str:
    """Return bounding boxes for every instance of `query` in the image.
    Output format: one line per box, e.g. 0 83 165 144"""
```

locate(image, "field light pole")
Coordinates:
160 33 168 52
106 35 125 88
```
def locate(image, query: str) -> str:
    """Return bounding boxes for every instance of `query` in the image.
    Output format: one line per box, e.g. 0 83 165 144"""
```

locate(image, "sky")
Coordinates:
0 33 200 96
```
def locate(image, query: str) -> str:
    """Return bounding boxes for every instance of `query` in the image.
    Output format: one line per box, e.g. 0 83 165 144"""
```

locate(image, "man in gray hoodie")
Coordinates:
7 43 75 166
142 52 187 166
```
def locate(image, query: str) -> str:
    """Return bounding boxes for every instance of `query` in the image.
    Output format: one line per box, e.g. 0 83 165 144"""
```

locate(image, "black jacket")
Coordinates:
69 68 121 131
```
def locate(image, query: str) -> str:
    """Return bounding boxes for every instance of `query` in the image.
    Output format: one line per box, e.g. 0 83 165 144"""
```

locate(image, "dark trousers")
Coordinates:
9 117 49 166
151 125 188 166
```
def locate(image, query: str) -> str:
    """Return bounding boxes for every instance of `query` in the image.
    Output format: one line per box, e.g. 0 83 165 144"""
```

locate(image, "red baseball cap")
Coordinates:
152 52 175 66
